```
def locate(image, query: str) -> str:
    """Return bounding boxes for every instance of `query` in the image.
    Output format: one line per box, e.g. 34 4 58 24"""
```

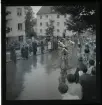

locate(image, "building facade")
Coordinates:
6 6 26 45
36 6 74 38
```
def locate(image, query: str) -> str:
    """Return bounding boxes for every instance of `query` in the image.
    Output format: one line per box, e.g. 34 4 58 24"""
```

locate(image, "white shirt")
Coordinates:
79 71 83 76
87 66 94 74
62 93 80 100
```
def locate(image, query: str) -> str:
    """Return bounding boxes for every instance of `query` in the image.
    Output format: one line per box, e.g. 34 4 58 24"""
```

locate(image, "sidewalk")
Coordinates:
6 46 49 63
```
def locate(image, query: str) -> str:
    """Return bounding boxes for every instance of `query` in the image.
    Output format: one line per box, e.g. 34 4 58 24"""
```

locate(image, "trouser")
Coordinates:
33 51 36 55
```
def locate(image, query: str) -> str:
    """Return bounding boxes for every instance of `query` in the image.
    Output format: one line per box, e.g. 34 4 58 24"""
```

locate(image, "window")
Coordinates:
40 22 42 26
19 36 23 42
57 14 60 18
40 15 42 19
40 29 42 33
57 22 60 26
57 29 60 32
17 8 22 16
64 22 66 26
18 23 22 30
46 15 48 18
46 22 48 26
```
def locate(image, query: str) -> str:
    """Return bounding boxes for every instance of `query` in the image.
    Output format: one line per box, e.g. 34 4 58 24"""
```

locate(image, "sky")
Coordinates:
31 6 42 18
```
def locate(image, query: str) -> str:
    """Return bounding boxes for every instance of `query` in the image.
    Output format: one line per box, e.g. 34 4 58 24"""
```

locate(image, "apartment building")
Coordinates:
36 6 73 38
6 6 26 45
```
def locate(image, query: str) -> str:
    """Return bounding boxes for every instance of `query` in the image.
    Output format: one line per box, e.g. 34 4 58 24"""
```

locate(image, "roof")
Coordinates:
37 6 56 15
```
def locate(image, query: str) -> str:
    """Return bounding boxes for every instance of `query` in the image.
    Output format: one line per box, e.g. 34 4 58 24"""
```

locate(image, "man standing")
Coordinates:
32 39 37 55
25 43 29 59
21 45 25 59
41 40 44 54
10 43 16 63
79 66 96 100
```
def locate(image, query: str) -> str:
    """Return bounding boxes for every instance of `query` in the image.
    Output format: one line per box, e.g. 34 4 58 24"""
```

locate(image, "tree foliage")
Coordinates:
24 6 36 38
45 20 55 36
53 3 96 31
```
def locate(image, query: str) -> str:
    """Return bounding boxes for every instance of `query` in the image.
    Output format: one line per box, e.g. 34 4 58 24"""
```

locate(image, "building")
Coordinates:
36 6 73 38
6 6 26 45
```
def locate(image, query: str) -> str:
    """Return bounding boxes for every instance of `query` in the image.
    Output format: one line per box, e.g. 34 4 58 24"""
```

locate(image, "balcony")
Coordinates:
6 11 12 20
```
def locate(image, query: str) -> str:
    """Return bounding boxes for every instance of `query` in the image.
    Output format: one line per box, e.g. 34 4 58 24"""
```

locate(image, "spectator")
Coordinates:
79 66 96 100
21 45 25 59
58 83 79 100
84 44 90 61
25 44 29 59
79 65 88 76
48 41 52 52
77 56 87 72
87 59 95 74
74 67 80 83
67 74 82 99
10 44 16 63
58 83 68 94
29 43 32 56
41 41 44 54
32 39 37 55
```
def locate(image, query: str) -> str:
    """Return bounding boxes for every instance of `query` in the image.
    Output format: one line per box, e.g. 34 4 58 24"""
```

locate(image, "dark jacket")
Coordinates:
32 42 37 51
74 68 80 83
79 74 96 100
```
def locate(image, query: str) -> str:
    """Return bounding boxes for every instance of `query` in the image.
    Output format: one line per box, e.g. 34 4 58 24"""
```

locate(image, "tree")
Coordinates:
45 19 55 49
53 4 96 52
24 6 36 38
53 3 96 30
45 19 55 37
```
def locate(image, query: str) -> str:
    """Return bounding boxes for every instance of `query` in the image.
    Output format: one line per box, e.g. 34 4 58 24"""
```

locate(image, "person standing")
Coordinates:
25 44 29 59
10 44 16 63
84 44 90 61
32 39 37 55
79 66 96 100
41 40 44 54
21 45 25 59
67 74 82 99
48 41 51 52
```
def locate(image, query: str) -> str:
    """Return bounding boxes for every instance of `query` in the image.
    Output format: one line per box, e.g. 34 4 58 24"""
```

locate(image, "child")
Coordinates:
87 59 95 74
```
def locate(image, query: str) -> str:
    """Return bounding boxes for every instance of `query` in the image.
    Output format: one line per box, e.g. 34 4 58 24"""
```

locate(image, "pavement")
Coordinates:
6 46 48 62
6 41 95 100
6 44 79 100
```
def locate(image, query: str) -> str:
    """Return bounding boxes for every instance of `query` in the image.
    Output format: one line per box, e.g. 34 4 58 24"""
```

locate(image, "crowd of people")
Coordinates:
58 34 96 100
9 34 96 100
9 37 59 62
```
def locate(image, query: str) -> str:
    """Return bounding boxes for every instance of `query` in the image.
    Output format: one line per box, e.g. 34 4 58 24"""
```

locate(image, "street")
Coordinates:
6 45 78 100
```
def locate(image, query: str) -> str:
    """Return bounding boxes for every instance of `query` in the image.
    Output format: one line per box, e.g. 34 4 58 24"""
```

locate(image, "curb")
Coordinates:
6 51 49 63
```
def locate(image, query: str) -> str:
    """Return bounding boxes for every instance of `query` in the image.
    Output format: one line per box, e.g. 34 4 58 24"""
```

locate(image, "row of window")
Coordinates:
40 29 60 33
17 8 22 16
40 14 66 19
39 22 66 26
8 23 23 31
